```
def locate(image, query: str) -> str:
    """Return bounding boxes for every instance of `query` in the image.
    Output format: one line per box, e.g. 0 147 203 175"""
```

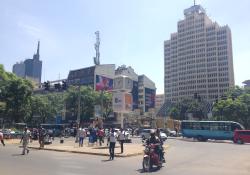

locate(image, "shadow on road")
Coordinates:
12 153 24 156
101 159 113 162
137 166 164 173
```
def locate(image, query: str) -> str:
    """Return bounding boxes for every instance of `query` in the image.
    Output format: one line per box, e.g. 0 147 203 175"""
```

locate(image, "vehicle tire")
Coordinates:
142 157 151 172
197 135 203 142
237 139 244 144
202 138 208 142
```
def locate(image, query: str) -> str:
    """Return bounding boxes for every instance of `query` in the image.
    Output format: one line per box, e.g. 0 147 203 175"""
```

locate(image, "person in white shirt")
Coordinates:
109 129 117 160
20 127 31 155
78 128 86 147
118 128 125 153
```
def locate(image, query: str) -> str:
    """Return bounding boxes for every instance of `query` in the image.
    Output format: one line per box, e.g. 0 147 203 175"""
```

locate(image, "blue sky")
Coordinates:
1 0 250 94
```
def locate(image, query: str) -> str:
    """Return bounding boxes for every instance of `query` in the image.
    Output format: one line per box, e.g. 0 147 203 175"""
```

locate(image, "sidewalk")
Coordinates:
28 139 168 157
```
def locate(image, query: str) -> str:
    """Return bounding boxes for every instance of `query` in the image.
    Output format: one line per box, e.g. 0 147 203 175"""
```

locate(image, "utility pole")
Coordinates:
93 31 100 65
100 89 104 119
77 86 81 124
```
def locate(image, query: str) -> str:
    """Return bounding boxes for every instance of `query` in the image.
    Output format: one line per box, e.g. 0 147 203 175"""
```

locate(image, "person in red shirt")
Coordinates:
97 128 105 146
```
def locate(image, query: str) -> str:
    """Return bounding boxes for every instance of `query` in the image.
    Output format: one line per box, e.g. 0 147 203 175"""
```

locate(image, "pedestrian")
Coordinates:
20 127 32 155
78 128 86 147
175 126 178 137
106 128 110 147
118 128 125 153
109 128 117 160
131 128 134 137
0 131 5 146
97 128 104 146
38 127 45 149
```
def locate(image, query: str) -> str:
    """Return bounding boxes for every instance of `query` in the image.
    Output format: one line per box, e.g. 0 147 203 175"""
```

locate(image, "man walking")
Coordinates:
38 127 45 149
109 129 117 160
20 127 31 155
118 128 125 153
0 131 5 146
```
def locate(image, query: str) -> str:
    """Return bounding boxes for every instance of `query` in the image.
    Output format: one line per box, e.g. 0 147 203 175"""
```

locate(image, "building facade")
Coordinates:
12 41 42 83
243 80 250 88
164 4 234 102
138 75 156 113
67 64 115 91
155 94 165 111
12 61 25 78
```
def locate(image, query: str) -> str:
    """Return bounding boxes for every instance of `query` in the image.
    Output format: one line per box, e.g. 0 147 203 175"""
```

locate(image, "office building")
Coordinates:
12 61 25 78
12 41 42 83
67 64 115 91
164 4 235 102
243 80 250 88
138 75 156 113
155 94 165 111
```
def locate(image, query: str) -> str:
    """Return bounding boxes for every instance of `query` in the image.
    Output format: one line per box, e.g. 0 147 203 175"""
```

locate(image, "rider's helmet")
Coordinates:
150 129 156 137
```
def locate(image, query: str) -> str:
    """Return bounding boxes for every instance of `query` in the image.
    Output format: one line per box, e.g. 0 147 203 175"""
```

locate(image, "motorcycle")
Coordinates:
142 143 163 172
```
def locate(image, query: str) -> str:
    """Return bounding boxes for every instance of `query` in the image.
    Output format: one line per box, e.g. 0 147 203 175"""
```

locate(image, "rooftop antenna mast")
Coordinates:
194 0 196 6
93 31 100 65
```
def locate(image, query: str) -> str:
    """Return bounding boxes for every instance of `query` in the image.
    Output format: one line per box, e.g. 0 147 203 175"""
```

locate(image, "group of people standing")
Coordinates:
75 126 126 160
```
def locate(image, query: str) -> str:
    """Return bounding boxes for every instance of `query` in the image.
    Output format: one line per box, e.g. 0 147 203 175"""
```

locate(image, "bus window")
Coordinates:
210 123 219 131
200 122 209 130
224 123 231 131
193 122 201 130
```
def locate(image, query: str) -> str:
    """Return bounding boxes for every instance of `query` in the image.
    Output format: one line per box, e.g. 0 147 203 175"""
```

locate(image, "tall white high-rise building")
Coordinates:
164 4 234 102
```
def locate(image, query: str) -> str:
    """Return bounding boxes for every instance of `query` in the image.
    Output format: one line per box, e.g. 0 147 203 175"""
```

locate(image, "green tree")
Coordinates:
29 93 65 124
213 86 250 129
97 91 112 119
169 107 180 120
2 78 33 123
65 86 97 122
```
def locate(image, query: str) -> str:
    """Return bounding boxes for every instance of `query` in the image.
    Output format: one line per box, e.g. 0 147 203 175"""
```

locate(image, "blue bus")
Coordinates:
181 121 244 141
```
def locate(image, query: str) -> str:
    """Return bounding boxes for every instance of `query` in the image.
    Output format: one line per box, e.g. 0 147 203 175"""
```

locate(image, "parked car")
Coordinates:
160 132 168 141
234 130 250 144
1 129 12 139
166 128 177 137
140 129 152 140
140 129 167 141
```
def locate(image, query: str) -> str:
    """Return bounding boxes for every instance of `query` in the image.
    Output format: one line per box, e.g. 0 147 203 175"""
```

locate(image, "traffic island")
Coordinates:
27 141 169 157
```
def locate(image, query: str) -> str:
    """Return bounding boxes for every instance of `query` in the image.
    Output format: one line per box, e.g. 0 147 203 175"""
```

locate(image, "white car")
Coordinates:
160 132 168 141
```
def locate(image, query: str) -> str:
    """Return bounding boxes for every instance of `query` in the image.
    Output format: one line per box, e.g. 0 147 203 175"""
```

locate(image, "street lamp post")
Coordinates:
77 86 81 124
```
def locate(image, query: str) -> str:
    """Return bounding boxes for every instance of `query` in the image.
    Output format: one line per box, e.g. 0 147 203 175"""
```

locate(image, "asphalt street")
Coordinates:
1 138 250 175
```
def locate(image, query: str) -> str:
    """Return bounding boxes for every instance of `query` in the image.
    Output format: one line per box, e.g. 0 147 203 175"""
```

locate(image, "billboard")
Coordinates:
96 75 113 91
125 93 132 111
132 81 138 110
145 88 156 112
112 92 124 112
112 92 132 113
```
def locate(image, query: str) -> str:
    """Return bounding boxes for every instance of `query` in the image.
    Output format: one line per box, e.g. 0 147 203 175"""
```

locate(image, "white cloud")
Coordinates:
18 21 42 38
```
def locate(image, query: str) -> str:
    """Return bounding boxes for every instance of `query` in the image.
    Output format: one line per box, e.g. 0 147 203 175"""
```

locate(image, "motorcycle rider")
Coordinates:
146 129 165 163
155 128 165 163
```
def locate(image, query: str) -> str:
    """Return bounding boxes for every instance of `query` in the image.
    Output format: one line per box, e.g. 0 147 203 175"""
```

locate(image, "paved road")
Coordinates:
1 138 250 175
